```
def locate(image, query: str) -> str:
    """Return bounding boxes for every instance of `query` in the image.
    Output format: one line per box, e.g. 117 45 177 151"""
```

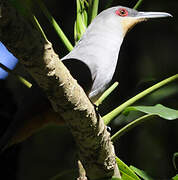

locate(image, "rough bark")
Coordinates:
0 1 120 179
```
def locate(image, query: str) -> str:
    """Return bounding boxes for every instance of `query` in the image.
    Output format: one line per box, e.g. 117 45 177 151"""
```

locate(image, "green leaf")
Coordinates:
133 0 144 10
124 104 178 120
130 166 153 180
75 0 88 42
173 152 178 170
80 0 88 26
88 0 99 24
116 157 140 180
112 104 178 141
103 74 178 125
172 174 178 180
36 0 73 51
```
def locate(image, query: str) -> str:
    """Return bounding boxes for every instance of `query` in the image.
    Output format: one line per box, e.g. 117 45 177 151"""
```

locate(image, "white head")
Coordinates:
89 6 172 37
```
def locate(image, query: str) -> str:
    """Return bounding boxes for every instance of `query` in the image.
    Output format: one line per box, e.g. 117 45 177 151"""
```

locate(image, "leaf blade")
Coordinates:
124 104 178 120
130 166 154 180
103 74 178 125
116 157 141 180
172 174 178 180
173 152 178 170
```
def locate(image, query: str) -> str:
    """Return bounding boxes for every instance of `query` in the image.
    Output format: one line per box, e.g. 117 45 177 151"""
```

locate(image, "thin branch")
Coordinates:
0 62 32 88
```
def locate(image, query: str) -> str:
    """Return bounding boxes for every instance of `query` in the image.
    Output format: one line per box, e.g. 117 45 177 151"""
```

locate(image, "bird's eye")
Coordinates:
115 8 128 17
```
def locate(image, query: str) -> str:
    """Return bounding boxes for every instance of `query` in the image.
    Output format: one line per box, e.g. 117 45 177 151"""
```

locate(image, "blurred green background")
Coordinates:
0 0 178 179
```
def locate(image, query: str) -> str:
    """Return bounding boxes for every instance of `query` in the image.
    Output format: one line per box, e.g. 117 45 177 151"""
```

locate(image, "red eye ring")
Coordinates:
115 8 128 17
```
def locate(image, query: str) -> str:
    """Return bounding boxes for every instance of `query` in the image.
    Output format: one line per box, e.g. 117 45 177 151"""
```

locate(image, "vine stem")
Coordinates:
95 82 119 106
0 62 32 88
111 114 157 142
36 0 73 51
133 0 144 10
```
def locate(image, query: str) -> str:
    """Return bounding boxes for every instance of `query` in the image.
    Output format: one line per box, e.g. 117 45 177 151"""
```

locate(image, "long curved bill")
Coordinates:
137 11 173 19
121 10 172 35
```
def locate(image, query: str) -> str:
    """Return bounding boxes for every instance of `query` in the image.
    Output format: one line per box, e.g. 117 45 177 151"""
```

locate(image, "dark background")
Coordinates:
0 0 178 179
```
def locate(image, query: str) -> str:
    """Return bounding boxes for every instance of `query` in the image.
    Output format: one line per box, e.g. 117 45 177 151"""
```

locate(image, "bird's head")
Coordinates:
95 6 172 36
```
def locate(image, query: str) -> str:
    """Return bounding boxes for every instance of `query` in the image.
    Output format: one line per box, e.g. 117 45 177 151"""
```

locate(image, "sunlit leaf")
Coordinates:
130 166 153 180
88 0 99 24
36 0 73 51
75 0 87 42
173 152 178 170
116 157 140 180
172 174 178 180
103 74 178 125
124 104 178 120
80 0 88 26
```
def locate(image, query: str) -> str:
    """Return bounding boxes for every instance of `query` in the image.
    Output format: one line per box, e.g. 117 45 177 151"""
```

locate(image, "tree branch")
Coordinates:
0 1 120 179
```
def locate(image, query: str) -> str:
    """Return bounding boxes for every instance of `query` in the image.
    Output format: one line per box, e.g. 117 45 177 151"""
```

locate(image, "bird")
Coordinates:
61 6 172 103
0 6 172 151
